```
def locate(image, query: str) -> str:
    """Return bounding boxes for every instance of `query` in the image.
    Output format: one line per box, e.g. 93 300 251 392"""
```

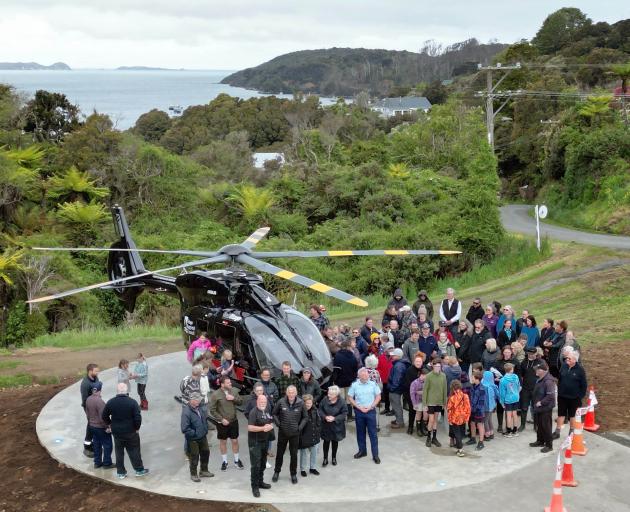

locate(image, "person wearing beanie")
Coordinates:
299 368 322 403
422 358 448 447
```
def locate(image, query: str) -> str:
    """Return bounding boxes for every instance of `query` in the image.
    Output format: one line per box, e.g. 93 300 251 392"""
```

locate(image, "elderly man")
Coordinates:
209 375 244 471
530 361 556 453
348 367 382 464
388 348 410 429
439 288 461 336
102 382 149 479
181 392 214 482
519 347 542 431
553 348 587 439
176 364 203 405
272 385 307 484
248 394 274 497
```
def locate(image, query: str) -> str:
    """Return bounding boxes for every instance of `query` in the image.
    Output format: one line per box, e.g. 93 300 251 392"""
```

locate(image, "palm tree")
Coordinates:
0 145 45 223
388 162 411 179
56 200 109 244
578 95 612 125
0 248 25 344
227 184 276 226
47 166 109 203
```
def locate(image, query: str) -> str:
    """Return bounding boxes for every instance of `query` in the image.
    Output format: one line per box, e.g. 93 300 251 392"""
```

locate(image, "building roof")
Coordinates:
372 96 432 110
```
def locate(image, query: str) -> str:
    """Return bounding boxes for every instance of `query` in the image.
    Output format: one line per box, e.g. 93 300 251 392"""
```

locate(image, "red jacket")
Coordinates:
434 329 454 344
377 354 393 384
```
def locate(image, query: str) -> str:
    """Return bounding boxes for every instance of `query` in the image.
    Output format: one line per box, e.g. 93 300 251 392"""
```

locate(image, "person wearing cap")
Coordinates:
85 381 114 469
377 340 394 416
530 361 556 453
181 391 214 482
348 368 381 464
418 323 438 360
413 290 434 323
388 348 410 429
422 358 448 447
101 382 148 479
299 368 321 402
434 321 455 344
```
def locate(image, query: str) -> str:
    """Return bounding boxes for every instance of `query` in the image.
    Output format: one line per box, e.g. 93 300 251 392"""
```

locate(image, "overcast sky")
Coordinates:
0 1 626 70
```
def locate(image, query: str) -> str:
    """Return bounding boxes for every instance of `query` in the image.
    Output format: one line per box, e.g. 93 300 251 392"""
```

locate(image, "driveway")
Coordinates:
500 204 630 250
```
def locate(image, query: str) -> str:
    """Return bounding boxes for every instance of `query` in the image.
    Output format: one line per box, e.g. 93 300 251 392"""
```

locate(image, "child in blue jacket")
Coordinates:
481 370 499 440
498 363 521 438
467 370 487 451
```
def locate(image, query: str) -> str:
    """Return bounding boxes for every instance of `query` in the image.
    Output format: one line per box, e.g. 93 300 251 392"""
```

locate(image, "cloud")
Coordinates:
0 1 624 69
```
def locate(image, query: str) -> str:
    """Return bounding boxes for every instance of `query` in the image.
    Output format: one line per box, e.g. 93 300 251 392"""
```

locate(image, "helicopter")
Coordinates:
28 205 461 390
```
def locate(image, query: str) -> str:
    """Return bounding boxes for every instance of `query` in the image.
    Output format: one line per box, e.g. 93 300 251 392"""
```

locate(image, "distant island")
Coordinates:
0 61 71 70
221 40 507 96
116 66 184 71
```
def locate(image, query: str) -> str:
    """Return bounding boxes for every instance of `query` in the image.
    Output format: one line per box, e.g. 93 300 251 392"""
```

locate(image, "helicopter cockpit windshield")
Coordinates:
244 308 331 379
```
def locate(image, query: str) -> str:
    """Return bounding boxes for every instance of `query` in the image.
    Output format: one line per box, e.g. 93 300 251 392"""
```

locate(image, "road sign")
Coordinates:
538 205 548 219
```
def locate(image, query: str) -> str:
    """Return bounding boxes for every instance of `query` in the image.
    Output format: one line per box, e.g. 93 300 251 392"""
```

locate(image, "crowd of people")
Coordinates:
77 288 588 498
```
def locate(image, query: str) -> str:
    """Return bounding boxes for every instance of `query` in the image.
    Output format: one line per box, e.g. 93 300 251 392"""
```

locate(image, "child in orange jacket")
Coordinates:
447 380 471 457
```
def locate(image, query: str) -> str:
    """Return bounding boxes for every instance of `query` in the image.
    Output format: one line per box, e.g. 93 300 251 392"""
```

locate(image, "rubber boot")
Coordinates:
420 420 428 436
416 421 423 437
518 415 526 432
407 423 414 435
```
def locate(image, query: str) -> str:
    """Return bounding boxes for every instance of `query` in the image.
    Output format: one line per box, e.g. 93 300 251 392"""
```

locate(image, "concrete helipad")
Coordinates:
37 352 630 510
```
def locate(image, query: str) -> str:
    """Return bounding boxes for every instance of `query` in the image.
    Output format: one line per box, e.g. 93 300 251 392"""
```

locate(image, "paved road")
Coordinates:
500 204 630 250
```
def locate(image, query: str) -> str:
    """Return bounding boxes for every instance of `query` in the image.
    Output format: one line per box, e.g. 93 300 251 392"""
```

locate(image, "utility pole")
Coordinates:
477 63 521 150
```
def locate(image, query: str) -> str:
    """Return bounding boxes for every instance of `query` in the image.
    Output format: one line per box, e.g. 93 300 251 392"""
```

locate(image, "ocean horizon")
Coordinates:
0 69 314 130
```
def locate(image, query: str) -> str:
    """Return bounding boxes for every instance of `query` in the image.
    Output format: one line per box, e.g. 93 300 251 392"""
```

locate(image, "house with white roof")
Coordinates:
371 96 432 118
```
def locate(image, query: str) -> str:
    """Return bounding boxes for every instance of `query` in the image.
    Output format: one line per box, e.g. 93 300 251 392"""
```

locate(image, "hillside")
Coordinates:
221 40 507 96
0 62 71 70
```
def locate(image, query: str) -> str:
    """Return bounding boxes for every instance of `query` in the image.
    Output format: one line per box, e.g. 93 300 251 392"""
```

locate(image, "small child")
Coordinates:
134 353 149 410
117 359 136 390
220 349 236 380
410 368 429 436
447 380 471 457
200 361 212 404
467 370 487 451
498 362 522 437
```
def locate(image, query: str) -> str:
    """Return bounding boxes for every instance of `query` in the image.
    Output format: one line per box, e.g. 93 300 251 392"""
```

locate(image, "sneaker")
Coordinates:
259 482 272 489
512 430 519 438
191 474 201 483
199 470 214 478
301 470 308 477
102 464 116 469
501 430 511 437
485 434 494 441
497 426 503 434
117 473 127 479
135 469 149 477
476 442 484 451
529 441 544 447
431 437 442 448
221 461 228 471
552 431 560 440
541 446 553 453
235 460 244 470
466 438 477 446
252 488 261 498
457 449 466 457
309 469 320 475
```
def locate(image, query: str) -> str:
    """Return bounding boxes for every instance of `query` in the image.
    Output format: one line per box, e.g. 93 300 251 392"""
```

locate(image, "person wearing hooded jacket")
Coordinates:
519 347 541 431
469 320 491 365
545 321 567 379
387 348 410 428
530 361 556 452
413 290 434 322
333 340 359 420
388 288 408 312
481 371 499 440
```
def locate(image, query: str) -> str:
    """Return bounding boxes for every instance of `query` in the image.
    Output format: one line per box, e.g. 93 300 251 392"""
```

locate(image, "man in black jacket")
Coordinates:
466 298 484 325
553 349 587 439
519 347 541 432
272 386 307 484
333 340 359 420
80 363 100 457
248 394 275 497
181 392 214 482
102 382 149 479
469 319 491 365
529 361 556 453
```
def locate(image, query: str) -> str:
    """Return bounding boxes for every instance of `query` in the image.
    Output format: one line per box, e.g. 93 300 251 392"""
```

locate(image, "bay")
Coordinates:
0 69 314 130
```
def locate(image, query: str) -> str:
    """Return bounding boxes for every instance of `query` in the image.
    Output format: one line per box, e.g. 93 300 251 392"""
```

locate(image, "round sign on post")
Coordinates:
538 205 548 219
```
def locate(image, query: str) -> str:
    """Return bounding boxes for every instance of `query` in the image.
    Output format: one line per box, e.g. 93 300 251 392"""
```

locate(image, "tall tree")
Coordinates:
532 8 591 54
22 90 81 142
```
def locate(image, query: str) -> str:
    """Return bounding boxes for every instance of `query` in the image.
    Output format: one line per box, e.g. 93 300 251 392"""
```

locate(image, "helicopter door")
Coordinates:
214 321 236 354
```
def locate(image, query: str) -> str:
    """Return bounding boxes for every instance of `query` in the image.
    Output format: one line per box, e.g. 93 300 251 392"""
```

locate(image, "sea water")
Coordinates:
0 69 322 130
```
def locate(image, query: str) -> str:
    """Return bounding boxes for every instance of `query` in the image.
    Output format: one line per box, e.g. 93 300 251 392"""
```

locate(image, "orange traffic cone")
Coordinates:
571 417 588 456
560 447 578 487
544 468 568 512
583 387 600 432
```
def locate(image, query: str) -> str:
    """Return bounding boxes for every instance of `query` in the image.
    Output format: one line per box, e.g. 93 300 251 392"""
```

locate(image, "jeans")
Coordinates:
188 436 209 475
248 439 268 488
390 392 404 425
113 431 144 474
355 408 378 458
299 443 319 471
89 426 113 466
274 432 299 475
137 384 147 401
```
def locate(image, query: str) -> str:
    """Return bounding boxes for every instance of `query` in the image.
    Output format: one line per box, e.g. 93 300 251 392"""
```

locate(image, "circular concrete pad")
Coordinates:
37 352 548 504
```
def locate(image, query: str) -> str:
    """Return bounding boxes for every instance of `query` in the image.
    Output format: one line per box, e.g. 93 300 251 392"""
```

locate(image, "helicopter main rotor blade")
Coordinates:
250 249 462 258
237 254 368 307
240 227 270 250
26 254 229 305
31 247 219 258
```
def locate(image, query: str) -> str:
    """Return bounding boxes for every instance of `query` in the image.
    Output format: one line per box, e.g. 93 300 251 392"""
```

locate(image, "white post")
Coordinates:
536 205 540 252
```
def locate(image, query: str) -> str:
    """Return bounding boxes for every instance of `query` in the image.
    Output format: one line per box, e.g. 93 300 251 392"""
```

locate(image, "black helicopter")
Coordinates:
29 205 461 389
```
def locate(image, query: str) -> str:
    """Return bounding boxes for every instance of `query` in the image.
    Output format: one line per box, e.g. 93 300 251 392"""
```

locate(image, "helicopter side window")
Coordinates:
214 322 236 353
